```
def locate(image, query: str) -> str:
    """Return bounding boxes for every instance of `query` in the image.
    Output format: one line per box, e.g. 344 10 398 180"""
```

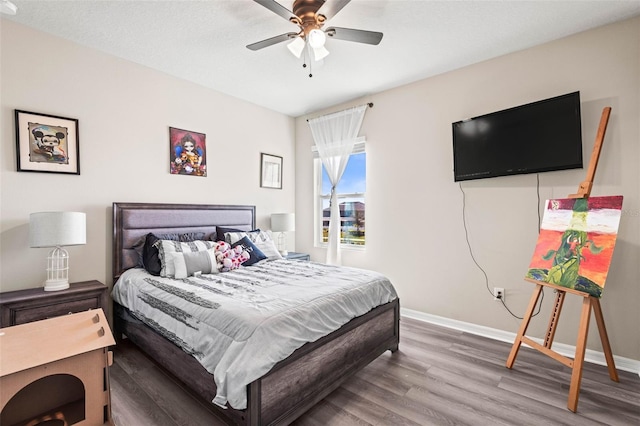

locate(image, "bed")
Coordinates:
111 202 400 425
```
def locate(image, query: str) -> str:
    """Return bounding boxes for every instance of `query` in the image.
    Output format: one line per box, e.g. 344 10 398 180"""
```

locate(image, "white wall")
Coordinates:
295 17 640 360
2 15 638 362
0 20 296 292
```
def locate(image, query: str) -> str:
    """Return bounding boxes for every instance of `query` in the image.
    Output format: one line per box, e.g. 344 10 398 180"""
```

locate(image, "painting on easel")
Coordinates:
526 195 623 298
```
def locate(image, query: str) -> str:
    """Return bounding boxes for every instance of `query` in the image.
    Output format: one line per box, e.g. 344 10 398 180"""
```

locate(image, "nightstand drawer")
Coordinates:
12 297 101 324
0 281 108 328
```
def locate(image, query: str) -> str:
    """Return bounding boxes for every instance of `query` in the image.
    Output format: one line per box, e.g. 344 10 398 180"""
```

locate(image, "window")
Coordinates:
314 141 366 247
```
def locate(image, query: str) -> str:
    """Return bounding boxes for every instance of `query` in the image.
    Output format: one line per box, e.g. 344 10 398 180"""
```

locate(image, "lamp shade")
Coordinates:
308 29 326 49
29 212 86 248
271 213 295 232
312 45 330 61
287 36 305 58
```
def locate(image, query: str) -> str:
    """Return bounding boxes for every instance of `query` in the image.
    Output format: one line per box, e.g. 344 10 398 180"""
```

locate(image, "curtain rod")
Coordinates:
306 103 373 122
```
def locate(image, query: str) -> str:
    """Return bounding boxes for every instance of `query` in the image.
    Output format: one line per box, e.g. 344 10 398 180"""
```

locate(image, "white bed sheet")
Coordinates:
111 259 397 410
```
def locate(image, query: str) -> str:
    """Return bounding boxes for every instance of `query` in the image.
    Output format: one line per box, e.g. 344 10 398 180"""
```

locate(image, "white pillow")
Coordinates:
224 230 282 260
156 239 215 277
166 248 219 279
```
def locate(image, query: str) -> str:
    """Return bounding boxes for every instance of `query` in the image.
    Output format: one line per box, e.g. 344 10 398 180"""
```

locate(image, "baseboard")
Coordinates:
401 308 640 377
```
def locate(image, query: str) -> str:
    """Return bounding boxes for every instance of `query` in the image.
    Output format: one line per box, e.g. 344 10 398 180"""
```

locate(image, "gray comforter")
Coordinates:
111 259 397 409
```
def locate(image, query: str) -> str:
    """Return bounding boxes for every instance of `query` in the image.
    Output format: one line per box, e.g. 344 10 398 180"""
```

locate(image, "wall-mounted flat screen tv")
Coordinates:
452 91 583 182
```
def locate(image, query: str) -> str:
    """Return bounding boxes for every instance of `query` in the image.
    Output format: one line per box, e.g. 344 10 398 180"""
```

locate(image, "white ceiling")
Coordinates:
4 0 640 117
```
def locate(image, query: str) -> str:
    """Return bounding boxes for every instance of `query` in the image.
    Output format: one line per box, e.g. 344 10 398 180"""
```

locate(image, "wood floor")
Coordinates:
110 317 640 425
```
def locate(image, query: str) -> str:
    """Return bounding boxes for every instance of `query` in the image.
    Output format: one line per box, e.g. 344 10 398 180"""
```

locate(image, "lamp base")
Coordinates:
277 232 288 257
44 279 70 292
45 246 70 291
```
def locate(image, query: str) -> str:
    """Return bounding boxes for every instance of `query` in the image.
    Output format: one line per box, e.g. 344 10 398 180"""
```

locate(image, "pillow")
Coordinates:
157 239 215 277
142 233 163 276
215 226 259 242
167 248 218 279
141 232 207 276
214 241 250 272
224 230 282 260
231 236 267 266
172 232 206 242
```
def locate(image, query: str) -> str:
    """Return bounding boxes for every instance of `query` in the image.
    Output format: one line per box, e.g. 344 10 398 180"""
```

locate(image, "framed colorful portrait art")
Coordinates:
15 110 80 175
169 127 206 177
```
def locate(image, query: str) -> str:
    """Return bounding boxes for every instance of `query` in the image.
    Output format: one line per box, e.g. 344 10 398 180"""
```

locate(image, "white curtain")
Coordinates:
308 105 367 265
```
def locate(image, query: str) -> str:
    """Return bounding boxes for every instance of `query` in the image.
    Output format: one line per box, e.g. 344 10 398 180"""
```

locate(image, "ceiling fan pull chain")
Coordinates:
304 43 312 78
300 45 312 77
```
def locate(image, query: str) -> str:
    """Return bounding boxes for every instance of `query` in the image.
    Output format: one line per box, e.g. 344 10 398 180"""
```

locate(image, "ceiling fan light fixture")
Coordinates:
248 0 384 76
287 36 306 58
312 45 330 61
308 29 326 49
1 0 17 15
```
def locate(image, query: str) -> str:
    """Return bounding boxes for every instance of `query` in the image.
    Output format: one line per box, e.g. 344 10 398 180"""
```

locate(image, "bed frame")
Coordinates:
112 202 400 426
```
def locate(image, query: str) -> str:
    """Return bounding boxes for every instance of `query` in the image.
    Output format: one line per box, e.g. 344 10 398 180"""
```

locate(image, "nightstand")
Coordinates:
285 252 310 261
0 280 108 328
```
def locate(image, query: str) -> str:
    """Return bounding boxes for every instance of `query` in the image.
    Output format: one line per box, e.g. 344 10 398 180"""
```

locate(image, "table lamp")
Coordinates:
271 213 295 256
29 211 86 291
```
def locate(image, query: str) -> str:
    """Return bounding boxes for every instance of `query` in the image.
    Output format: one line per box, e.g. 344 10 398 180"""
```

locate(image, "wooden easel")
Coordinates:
506 107 619 412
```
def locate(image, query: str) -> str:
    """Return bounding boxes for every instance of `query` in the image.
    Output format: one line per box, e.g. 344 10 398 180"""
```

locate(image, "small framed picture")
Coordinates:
15 110 80 174
169 127 207 177
260 153 283 189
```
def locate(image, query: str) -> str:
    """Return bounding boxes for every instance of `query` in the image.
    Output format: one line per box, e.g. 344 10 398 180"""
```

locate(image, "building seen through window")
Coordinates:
321 200 365 245
317 150 366 246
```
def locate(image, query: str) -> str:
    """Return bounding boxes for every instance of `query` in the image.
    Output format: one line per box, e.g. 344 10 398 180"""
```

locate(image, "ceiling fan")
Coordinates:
247 0 383 63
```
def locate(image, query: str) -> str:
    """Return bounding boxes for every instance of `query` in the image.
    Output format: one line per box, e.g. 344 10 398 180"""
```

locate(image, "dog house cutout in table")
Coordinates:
0 308 115 426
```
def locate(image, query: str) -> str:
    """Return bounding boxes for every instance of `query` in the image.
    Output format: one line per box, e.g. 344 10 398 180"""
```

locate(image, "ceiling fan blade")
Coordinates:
325 27 383 45
247 33 298 51
316 0 351 21
253 0 299 24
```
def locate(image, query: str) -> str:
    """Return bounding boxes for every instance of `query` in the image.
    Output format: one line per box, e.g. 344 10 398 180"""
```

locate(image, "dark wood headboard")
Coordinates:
112 202 255 281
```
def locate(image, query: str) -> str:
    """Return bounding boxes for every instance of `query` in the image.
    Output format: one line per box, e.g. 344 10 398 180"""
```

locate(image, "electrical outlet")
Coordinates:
493 287 504 301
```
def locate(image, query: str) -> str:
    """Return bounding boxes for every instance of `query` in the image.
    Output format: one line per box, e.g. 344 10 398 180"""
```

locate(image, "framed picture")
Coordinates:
15 110 80 174
261 153 282 189
169 127 207 177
